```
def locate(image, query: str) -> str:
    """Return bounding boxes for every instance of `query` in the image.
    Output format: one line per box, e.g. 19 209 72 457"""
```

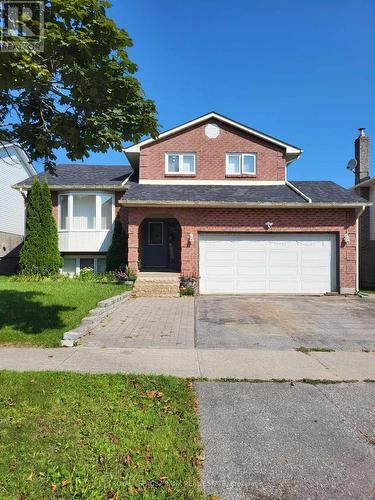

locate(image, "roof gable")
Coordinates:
124 112 303 159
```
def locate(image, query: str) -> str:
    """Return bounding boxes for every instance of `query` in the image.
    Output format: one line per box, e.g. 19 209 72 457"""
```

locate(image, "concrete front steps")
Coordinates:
132 272 180 297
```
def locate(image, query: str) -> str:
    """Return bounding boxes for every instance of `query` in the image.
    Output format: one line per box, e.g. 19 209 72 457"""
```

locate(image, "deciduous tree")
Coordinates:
0 0 158 172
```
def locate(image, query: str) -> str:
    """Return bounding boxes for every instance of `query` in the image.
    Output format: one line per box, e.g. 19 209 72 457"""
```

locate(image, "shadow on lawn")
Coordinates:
0 290 75 335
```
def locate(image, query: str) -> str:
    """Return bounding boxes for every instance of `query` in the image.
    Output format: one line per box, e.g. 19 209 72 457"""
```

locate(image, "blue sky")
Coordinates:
55 0 375 187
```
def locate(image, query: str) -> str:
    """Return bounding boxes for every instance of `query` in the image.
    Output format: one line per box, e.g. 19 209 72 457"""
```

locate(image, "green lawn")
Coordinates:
0 371 203 499
0 278 131 347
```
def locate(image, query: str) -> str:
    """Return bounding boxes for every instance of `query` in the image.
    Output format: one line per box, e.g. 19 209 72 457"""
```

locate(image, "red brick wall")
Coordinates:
127 207 357 292
139 119 286 181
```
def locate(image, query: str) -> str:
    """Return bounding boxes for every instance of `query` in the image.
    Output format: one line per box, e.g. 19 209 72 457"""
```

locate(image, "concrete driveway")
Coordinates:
196 381 375 500
196 295 375 351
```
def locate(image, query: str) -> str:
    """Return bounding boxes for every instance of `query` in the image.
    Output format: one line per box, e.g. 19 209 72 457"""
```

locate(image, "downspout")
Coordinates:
356 205 366 293
285 156 312 203
285 180 312 203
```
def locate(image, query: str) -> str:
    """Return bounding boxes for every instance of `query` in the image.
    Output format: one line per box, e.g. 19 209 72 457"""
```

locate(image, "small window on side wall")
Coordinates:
166 153 196 175
226 153 256 175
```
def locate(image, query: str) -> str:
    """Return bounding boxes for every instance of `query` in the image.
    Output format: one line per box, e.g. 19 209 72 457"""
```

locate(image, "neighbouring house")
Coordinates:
0 143 36 274
351 128 375 289
15 112 370 294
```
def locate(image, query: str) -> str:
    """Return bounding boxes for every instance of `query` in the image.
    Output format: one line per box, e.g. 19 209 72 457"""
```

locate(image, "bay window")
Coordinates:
58 193 114 231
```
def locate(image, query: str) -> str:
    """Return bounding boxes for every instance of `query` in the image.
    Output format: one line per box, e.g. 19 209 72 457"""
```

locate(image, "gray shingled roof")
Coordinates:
121 180 369 206
15 164 133 189
290 181 367 204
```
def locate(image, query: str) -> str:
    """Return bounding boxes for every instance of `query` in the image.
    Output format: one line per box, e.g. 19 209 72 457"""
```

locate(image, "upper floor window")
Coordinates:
226 153 256 175
59 193 114 231
165 153 196 175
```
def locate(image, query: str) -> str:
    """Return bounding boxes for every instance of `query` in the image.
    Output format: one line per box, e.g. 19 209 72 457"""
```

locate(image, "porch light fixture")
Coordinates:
343 233 350 244
264 221 274 230
188 233 194 245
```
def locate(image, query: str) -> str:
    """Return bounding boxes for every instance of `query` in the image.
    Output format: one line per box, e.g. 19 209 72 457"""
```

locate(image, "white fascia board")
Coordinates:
13 184 129 191
120 200 371 209
124 112 303 155
139 179 286 186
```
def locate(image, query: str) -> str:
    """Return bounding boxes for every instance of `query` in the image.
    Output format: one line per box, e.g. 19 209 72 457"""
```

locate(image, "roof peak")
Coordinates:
124 112 303 158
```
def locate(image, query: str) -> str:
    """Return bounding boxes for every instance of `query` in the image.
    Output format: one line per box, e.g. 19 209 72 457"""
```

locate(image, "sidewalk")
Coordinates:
0 347 374 380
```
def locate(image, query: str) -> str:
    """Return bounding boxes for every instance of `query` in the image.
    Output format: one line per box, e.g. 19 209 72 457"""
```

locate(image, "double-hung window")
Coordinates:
226 153 256 175
58 193 114 231
165 153 196 175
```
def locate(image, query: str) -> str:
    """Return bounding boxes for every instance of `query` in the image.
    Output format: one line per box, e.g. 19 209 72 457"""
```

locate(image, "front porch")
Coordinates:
132 271 181 297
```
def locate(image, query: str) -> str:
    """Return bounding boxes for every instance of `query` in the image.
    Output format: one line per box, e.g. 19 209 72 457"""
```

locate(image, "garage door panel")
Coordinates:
269 279 300 292
236 279 268 292
237 250 266 264
199 233 337 294
203 265 234 279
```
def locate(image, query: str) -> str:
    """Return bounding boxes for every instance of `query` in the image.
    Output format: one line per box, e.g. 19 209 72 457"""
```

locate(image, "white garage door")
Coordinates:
199 233 337 294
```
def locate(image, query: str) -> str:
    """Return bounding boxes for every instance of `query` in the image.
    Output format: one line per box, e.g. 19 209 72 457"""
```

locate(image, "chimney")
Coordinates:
354 128 370 184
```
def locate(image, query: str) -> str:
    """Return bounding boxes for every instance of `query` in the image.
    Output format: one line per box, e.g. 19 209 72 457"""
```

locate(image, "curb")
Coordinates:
61 291 132 347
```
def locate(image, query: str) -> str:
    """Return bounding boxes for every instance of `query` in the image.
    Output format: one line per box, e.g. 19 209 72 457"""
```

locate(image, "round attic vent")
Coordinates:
205 123 220 139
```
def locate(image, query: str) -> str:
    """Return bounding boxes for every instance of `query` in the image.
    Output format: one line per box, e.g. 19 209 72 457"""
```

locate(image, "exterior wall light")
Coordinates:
264 221 274 230
343 233 350 244
188 233 194 245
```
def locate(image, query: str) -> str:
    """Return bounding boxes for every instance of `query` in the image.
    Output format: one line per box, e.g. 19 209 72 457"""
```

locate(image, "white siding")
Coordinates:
370 186 375 240
0 146 33 236
58 230 113 252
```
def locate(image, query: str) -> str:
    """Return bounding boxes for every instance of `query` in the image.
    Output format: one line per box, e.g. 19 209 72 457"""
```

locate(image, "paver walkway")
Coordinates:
83 297 195 348
196 381 375 500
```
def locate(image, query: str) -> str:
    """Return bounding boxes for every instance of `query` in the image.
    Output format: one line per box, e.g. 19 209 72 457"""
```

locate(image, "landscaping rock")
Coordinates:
61 291 131 347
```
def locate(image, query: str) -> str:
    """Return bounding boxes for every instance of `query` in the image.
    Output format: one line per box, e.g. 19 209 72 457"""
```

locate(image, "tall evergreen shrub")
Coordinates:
19 177 62 275
106 215 128 271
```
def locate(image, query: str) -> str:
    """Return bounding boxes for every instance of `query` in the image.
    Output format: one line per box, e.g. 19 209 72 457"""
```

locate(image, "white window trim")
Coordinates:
226 153 257 176
58 192 115 232
165 153 196 175
148 221 164 245
61 255 107 275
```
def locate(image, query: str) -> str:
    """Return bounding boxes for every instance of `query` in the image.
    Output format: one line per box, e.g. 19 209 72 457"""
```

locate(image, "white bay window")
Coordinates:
58 193 114 231
58 193 115 252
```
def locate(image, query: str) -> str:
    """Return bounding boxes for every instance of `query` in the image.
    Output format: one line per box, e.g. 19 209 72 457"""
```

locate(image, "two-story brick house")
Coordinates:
16 112 369 294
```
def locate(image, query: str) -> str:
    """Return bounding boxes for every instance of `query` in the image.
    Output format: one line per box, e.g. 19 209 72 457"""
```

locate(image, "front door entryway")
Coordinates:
140 218 181 270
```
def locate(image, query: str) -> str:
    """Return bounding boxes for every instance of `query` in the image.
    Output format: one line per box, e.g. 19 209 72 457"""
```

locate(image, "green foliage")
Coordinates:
0 0 158 172
0 371 204 498
180 285 196 296
125 265 137 281
74 268 119 283
106 215 128 271
41 179 63 272
0 278 130 346
19 177 62 276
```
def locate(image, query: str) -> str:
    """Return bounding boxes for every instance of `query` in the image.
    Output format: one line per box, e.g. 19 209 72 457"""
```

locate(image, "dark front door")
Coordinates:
142 221 168 268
